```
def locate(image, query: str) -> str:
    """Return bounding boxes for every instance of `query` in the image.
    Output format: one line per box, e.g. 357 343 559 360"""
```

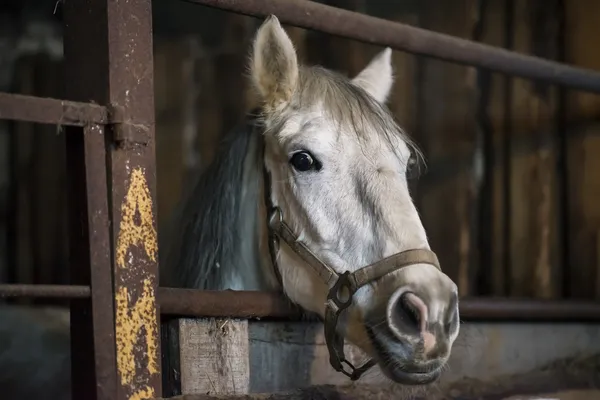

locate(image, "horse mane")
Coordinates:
160 110 272 291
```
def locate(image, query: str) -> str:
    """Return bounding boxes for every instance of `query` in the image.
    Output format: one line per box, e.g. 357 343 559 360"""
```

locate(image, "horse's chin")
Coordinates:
365 324 443 386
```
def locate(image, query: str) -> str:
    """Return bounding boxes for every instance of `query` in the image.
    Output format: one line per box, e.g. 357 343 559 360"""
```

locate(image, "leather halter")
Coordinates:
258 125 442 381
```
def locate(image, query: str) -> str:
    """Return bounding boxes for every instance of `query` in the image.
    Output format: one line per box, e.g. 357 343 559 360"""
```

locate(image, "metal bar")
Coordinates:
1 284 600 321
62 1 134 399
0 92 109 126
64 123 119 400
158 288 303 319
62 0 163 398
63 0 162 397
95 0 163 399
158 289 600 322
458 297 600 321
183 0 600 94
0 284 90 298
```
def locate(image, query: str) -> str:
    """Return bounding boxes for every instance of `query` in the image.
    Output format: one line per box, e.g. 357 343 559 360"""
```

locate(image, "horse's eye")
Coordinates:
290 151 317 172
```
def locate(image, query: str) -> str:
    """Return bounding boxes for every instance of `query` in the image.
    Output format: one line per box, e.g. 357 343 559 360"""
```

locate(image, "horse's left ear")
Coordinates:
352 47 394 104
250 15 299 108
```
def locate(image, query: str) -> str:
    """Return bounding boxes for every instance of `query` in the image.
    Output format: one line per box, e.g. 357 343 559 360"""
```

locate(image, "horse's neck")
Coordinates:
161 115 274 291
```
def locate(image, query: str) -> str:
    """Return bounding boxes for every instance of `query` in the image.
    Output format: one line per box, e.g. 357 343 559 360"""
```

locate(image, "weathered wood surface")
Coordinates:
564 0 600 300
415 0 479 297
506 0 562 299
178 319 250 395
166 318 600 396
156 353 600 399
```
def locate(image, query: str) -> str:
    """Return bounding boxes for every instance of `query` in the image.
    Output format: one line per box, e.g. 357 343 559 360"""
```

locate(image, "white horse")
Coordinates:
162 15 459 385
0 15 460 399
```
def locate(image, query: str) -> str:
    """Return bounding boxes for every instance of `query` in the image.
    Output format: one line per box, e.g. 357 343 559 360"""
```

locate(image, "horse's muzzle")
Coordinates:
364 285 459 385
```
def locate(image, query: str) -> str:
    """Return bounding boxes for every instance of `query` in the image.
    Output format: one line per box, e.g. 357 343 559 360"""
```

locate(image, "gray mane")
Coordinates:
160 111 269 291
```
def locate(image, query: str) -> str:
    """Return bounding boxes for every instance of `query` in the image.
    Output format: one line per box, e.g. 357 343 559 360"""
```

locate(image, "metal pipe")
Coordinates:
157 289 600 322
183 0 600 94
0 284 91 298
158 288 303 319
0 92 109 126
2 285 599 321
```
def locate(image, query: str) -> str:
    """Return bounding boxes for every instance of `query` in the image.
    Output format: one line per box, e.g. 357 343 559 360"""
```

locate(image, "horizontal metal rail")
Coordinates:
0 284 91 298
184 0 600 94
158 288 302 319
2 284 600 321
0 92 109 126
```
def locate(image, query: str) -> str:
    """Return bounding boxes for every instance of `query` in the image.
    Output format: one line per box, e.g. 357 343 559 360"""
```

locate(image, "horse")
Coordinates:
0 14 459 399
162 15 460 385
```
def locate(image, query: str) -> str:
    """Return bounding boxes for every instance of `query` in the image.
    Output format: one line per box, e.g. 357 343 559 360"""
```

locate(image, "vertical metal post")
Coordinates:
63 1 162 399
65 124 118 400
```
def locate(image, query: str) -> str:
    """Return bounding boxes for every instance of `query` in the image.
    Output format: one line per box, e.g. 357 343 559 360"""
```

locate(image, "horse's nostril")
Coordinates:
399 293 423 331
388 291 429 340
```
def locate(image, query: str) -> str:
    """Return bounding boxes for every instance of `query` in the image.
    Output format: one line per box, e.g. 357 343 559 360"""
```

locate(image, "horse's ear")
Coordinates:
250 15 299 107
352 47 394 104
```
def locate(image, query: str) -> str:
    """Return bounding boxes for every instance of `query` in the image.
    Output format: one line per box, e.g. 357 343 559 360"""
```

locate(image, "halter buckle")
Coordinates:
327 271 356 312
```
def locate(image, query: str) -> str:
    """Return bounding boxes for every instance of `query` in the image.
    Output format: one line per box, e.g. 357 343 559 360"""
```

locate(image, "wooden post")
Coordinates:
178 319 250 395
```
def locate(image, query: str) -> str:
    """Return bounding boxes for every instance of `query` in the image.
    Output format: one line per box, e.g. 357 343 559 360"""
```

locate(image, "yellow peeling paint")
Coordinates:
114 166 160 400
129 387 155 400
116 167 158 270
115 278 159 385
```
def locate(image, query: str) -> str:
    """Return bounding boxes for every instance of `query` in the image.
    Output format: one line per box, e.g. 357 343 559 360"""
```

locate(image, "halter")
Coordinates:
257 121 441 381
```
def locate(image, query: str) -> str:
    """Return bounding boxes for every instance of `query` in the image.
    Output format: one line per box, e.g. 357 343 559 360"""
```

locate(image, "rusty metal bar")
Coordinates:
1 283 600 321
157 289 600 322
183 0 600 94
63 122 119 400
63 0 163 399
60 0 163 398
458 297 600 321
0 284 91 298
158 288 303 319
0 92 109 125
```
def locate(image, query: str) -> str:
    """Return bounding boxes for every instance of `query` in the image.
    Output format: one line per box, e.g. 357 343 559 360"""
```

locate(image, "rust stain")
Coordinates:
116 167 158 269
115 278 159 385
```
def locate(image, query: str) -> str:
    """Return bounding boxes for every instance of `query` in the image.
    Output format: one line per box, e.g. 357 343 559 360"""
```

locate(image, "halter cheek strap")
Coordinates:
259 127 441 380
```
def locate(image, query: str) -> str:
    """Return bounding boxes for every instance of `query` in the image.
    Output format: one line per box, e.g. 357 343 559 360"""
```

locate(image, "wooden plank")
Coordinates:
507 0 562 299
415 0 479 296
564 0 600 299
178 318 250 395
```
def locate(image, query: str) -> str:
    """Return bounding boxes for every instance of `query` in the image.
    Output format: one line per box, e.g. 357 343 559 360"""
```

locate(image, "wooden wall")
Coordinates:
2 0 600 300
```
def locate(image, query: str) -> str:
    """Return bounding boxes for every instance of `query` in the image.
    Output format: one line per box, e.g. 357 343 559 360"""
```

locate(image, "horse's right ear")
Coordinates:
250 15 299 108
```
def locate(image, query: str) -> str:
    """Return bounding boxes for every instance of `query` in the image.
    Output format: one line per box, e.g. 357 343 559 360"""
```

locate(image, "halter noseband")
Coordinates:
258 123 441 381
